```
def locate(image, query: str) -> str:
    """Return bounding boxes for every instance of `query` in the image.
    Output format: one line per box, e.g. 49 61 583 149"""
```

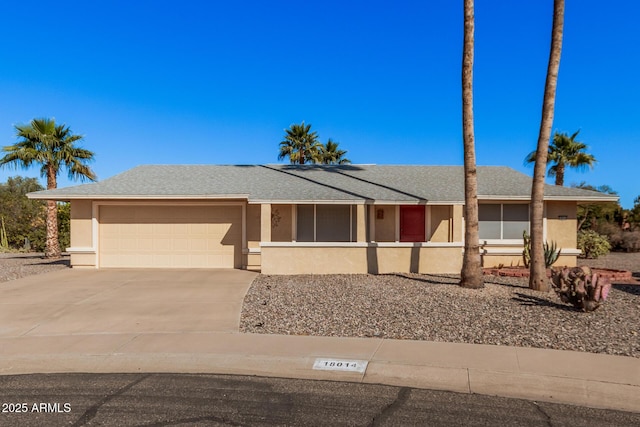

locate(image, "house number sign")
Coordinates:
312 358 368 373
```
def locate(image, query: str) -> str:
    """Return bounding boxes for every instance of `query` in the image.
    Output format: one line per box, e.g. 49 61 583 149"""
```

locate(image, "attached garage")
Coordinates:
98 204 242 268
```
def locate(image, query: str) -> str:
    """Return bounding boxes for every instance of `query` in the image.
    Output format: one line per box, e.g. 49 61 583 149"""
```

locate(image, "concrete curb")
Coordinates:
1 332 638 413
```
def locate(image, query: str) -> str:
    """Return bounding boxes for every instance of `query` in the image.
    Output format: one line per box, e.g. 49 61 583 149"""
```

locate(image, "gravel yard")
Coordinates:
0 253 70 283
241 252 640 358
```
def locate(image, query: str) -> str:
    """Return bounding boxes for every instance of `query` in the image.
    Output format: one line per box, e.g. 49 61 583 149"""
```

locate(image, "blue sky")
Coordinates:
1 1 638 208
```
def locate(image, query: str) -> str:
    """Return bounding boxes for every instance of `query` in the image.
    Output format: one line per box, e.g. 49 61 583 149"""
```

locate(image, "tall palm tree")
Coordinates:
525 130 595 186
278 122 322 164
0 118 96 258
529 0 564 291
459 0 483 289
320 139 351 165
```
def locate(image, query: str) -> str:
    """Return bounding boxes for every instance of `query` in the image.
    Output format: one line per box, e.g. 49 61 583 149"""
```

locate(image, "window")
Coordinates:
479 203 529 240
296 205 356 242
317 205 351 242
296 205 315 242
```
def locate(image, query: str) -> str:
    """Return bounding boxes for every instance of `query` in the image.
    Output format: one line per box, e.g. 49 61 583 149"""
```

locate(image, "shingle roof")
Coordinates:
27 164 618 204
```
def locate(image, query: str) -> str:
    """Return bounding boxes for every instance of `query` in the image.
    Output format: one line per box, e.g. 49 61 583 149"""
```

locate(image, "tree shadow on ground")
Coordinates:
613 284 640 297
512 292 575 311
482 278 530 289
1 254 45 259
385 273 459 286
26 258 71 267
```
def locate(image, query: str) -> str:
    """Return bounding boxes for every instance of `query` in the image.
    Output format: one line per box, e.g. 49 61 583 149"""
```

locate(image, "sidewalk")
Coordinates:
1 332 638 413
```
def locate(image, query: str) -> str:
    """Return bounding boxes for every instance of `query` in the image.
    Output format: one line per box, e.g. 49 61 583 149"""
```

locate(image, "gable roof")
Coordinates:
27 164 618 204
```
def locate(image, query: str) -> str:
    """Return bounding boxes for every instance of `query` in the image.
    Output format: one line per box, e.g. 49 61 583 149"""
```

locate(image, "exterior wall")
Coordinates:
481 201 579 268
481 253 577 268
481 252 526 268
271 204 292 242
69 200 96 268
261 244 463 274
262 246 368 274
546 201 578 249
430 205 452 242
374 246 463 274
374 205 396 242
70 200 93 248
67 198 578 273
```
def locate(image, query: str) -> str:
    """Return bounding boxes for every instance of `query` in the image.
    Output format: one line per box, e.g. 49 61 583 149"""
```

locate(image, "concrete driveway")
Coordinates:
0 268 257 338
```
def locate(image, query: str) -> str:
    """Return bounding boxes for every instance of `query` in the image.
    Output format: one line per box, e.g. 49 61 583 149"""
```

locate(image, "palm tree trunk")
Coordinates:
45 165 61 258
530 0 564 291
555 162 565 186
460 0 483 289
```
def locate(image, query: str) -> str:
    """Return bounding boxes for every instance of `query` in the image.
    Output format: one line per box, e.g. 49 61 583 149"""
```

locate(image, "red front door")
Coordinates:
400 206 425 242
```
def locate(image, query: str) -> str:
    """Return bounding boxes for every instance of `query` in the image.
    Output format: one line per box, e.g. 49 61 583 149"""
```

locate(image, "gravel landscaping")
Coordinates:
241 252 640 358
0 253 70 283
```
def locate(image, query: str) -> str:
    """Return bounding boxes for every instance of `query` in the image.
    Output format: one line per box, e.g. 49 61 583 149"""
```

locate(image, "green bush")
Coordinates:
577 230 611 259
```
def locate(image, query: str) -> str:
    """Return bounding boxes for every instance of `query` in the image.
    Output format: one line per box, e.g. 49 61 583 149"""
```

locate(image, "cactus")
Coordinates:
544 240 561 267
0 216 8 251
522 230 561 268
550 266 611 312
523 230 531 267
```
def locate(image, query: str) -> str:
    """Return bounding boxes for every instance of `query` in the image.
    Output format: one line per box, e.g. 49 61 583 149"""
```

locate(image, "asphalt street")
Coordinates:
1 373 638 426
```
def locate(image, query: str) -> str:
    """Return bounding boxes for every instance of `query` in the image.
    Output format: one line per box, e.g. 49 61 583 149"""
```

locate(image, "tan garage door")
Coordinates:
99 205 242 268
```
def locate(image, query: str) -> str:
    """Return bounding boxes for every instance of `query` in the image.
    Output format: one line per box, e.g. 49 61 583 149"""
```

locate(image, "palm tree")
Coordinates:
529 0 564 291
278 122 322 164
320 139 351 165
0 118 96 258
459 0 483 289
525 130 596 186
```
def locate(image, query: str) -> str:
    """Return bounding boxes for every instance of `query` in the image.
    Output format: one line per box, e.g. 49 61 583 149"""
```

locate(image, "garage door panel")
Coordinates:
99 205 242 268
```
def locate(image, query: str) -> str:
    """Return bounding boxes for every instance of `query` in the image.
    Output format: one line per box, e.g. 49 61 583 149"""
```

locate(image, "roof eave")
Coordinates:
26 193 250 201
479 195 619 203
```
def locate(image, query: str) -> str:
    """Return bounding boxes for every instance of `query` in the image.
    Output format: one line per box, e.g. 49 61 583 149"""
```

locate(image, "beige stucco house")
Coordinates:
28 164 617 274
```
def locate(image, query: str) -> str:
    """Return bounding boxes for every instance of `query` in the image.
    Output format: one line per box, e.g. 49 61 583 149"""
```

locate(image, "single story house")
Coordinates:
28 164 617 274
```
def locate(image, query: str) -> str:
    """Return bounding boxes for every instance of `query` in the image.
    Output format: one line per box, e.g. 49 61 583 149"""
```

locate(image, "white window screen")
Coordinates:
479 204 501 239
316 205 351 242
296 205 314 242
503 204 529 239
296 205 354 242
479 203 529 240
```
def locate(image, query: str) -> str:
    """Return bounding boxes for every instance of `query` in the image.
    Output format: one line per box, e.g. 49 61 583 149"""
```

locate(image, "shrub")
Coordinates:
577 230 611 258
620 231 640 252
596 222 623 251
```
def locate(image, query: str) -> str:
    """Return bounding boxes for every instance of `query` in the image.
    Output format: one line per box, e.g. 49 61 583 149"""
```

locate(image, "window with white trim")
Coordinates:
296 205 356 242
479 203 529 240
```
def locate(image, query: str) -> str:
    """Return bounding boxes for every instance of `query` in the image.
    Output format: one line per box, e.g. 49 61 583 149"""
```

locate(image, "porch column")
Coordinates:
452 205 463 242
356 204 366 242
368 205 376 242
261 203 271 242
